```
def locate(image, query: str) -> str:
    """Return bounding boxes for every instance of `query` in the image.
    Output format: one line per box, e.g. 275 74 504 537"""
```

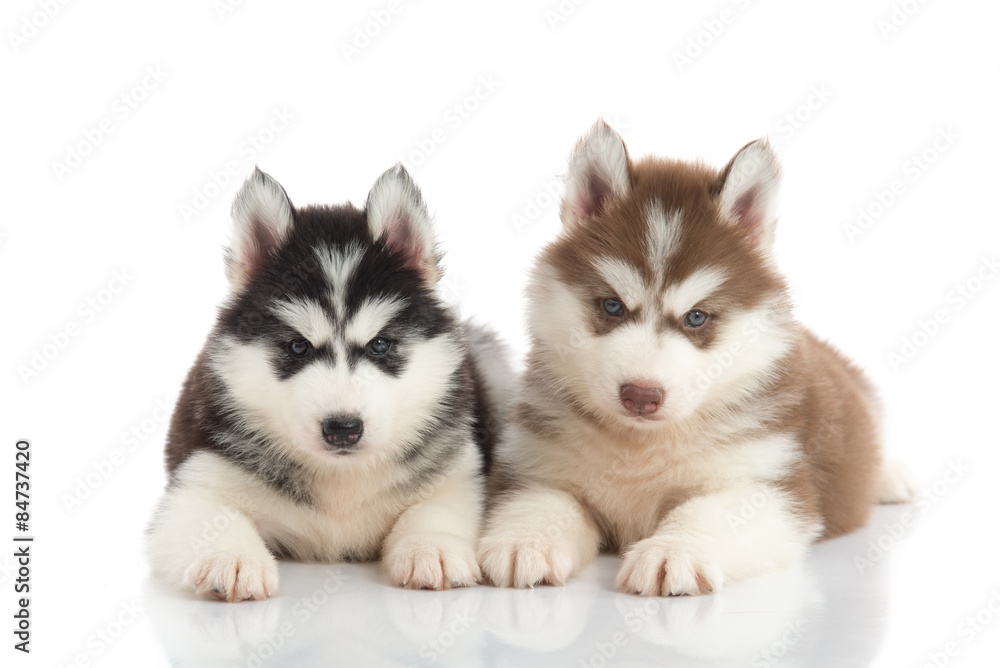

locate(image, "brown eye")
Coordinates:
684 310 708 328
603 298 625 317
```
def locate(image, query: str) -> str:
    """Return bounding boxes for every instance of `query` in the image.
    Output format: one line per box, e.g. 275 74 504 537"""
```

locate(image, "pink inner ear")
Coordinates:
582 172 614 218
732 186 763 238
241 220 282 275
383 213 425 273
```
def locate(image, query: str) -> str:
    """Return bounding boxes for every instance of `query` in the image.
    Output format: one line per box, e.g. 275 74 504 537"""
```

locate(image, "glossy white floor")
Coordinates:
139 501 999 668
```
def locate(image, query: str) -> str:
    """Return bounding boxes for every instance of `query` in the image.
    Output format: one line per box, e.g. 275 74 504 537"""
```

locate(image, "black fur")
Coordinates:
164 200 495 506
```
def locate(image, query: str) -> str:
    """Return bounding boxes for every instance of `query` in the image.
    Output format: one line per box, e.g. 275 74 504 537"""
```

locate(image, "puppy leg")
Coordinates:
382 459 484 590
146 484 278 602
616 483 818 596
478 485 601 588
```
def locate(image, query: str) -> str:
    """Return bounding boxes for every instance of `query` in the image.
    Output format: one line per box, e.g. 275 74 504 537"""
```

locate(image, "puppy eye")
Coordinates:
368 336 392 355
603 298 625 317
288 338 312 357
684 310 708 328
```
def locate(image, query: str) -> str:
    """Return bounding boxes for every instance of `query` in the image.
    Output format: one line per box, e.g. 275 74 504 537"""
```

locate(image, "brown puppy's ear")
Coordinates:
225 167 294 291
560 119 631 230
716 139 782 251
365 164 440 283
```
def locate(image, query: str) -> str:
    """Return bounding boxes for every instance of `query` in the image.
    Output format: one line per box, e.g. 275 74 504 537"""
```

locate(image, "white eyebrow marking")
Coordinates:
594 258 646 309
271 299 337 346
662 267 729 315
344 296 407 344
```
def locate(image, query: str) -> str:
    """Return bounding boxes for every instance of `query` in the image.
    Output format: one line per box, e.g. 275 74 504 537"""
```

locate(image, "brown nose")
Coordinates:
620 383 663 414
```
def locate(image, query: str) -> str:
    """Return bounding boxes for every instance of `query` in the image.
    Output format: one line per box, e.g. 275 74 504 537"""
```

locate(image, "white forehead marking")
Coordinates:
645 201 683 267
271 299 337 346
663 267 728 315
345 296 407 344
317 243 364 313
594 258 645 309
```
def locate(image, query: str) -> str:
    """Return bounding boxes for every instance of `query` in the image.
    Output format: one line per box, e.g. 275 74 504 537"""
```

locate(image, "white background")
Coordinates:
3 1 999 666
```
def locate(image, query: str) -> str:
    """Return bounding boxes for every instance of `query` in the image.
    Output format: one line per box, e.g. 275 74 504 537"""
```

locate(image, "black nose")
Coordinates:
321 417 364 448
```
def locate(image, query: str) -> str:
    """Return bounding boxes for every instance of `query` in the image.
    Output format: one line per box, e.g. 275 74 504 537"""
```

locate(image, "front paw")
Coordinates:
478 534 577 589
383 534 480 590
615 536 723 597
182 553 279 602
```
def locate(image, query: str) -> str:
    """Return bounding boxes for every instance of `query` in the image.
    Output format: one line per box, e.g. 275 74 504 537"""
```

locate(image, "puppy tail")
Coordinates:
877 458 917 504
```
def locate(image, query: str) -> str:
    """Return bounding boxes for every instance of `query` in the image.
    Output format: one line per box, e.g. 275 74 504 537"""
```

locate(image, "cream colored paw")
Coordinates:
616 537 723 597
478 535 576 588
182 553 279 602
383 534 480 590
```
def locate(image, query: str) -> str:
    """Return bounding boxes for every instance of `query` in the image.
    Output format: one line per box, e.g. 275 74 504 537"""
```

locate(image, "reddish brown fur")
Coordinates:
528 152 882 542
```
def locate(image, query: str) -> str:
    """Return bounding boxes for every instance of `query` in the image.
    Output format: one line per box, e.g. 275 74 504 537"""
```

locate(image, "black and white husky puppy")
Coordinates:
147 166 508 601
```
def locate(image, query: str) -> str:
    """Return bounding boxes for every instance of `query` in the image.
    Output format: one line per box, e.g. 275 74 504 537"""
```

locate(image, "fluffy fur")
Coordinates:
479 121 915 596
147 166 509 601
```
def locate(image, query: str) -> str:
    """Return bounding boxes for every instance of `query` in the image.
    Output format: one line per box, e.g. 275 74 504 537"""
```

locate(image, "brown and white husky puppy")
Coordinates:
479 121 914 596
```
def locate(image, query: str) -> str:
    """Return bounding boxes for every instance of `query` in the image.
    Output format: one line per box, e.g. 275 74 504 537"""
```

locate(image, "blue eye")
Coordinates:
603 298 625 317
684 310 708 328
368 337 392 355
288 339 311 356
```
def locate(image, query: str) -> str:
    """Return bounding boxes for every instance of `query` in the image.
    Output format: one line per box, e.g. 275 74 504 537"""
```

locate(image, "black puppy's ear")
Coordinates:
226 167 294 290
365 164 440 283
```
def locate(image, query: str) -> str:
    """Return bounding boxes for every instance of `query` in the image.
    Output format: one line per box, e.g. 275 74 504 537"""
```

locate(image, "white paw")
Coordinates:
615 536 723 597
478 534 576 588
383 534 480 590
182 553 279 602
879 459 917 504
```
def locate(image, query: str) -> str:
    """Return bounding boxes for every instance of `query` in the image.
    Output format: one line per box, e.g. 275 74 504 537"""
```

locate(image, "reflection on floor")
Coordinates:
146 506 911 667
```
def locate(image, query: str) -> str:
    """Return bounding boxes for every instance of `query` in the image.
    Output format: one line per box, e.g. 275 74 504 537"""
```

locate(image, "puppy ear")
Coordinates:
560 119 631 229
716 139 782 250
226 167 294 291
365 165 440 283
